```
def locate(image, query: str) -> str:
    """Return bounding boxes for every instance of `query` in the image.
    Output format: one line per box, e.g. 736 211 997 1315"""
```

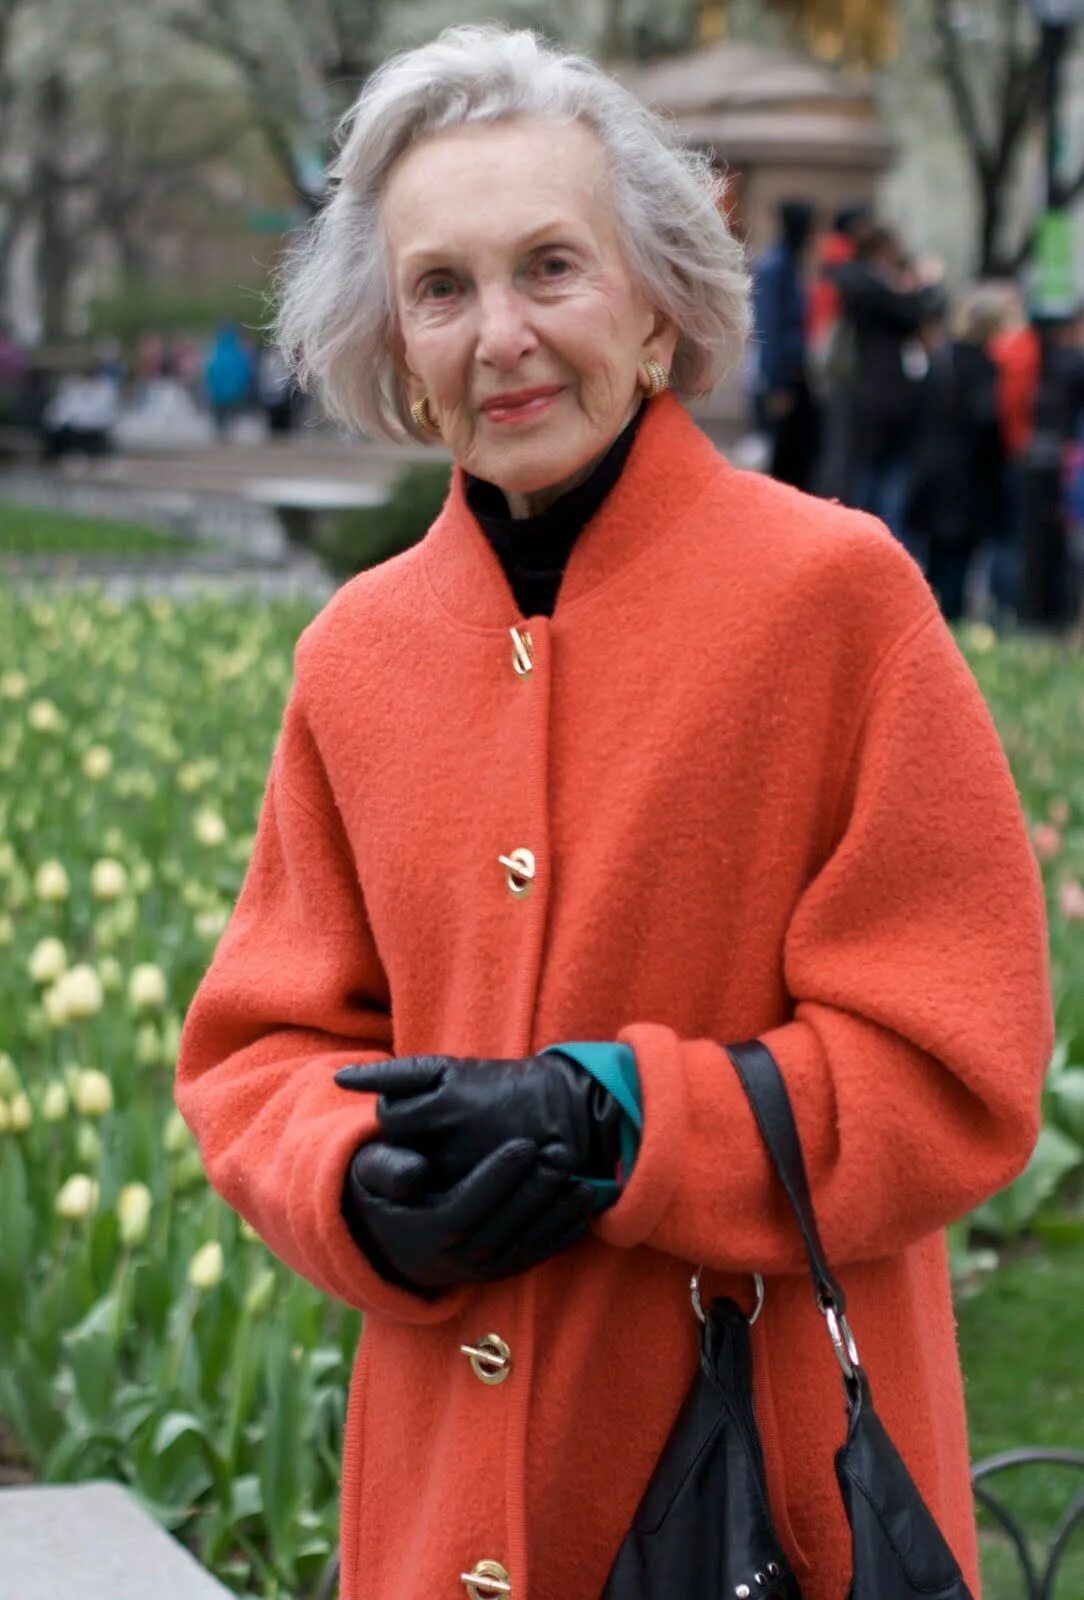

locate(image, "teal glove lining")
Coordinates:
542 1041 642 1208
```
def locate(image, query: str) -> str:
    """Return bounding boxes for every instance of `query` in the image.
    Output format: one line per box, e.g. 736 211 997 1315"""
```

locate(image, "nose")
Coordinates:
475 284 538 371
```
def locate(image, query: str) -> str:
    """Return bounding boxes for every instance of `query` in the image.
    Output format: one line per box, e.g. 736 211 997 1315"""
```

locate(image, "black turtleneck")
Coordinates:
465 404 646 618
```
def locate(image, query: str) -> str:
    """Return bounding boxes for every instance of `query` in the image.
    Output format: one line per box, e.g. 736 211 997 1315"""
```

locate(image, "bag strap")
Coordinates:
726 1038 847 1317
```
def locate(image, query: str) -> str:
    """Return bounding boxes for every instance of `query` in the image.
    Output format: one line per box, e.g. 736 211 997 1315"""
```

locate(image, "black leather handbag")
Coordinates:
601 1038 976 1600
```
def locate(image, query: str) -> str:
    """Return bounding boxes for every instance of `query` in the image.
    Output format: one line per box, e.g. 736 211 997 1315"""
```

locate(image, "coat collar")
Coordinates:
420 393 726 630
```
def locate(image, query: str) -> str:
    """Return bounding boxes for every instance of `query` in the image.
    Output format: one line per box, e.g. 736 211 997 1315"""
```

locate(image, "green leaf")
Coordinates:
0 1356 63 1467
0 1140 32 1293
1049 1068 1084 1145
307 1346 342 1386
62 1292 121 1426
259 1331 303 1575
229 1473 263 1523
153 1410 206 1455
971 1125 1084 1239
1032 1213 1084 1248
42 1427 119 1483
112 1384 159 1443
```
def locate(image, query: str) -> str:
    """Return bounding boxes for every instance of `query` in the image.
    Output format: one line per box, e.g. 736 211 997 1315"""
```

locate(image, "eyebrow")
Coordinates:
399 221 584 273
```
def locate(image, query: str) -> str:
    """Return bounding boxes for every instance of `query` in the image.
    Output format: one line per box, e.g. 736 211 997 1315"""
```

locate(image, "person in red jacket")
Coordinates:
176 24 1052 1600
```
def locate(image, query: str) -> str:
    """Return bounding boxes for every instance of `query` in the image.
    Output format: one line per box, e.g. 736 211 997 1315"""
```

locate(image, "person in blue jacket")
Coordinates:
203 322 255 439
749 199 820 490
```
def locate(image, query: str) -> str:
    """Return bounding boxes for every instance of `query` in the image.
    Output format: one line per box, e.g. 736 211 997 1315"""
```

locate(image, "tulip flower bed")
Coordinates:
0 587 1081 1599
0 588 351 1598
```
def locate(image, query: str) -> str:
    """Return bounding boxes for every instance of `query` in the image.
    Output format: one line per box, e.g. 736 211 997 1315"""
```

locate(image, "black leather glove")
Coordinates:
334 1052 625 1193
341 1136 596 1295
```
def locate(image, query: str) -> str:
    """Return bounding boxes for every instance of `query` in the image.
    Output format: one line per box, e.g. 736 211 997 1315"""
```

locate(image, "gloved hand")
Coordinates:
334 1052 625 1194
341 1136 596 1295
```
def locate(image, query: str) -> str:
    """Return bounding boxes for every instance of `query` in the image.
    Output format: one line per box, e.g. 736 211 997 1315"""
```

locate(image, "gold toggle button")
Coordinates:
509 626 533 678
460 1559 512 1599
460 1333 512 1385
498 847 535 897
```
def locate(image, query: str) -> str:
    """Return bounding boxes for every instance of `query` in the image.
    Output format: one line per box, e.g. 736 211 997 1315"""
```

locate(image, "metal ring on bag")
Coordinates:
690 1267 764 1328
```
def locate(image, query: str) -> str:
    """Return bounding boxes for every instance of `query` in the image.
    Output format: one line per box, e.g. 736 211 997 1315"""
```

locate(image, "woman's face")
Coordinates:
382 117 677 502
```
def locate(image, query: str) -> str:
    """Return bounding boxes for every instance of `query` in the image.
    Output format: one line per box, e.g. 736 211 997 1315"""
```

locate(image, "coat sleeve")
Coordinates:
175 683 473 1325
593 610 1053 1274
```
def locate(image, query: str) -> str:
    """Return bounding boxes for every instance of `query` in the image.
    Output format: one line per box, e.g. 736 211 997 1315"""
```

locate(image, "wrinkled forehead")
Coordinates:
381 116 617 272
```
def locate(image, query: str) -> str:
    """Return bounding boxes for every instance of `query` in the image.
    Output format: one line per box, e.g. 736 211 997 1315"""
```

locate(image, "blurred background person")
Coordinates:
748 198 820 489
808 203 871 499
39 354 121 463
257 340 303 435
909 290 1006 621
833 222 943 539
0 320 30 426
203 321 255 440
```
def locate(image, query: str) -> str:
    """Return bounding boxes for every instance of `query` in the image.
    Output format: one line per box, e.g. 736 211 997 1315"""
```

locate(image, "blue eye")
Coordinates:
420 276 456 301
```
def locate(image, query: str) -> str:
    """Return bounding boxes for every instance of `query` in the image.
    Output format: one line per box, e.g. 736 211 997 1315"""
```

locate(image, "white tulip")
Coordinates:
74 1069 113 1117
43 984 70 1028
0 1052 20 1098
81 746 113 780
195 906 229 941
90 858 128 900
117 1182 152 1246
34 861 70 902
27 698 61 732
8 1092 31 1132
243 1267 276 1316
193 809 227 847
135 1022 160 1066
58 964 104 1020
28 937 68 985
97 955 123 992
75 1123 101 1165
55 1173 100 1220
187 1240 224 1291
0 670 27 698
128 963 167 1010
162 1107 193 1155
41 1081 70 1122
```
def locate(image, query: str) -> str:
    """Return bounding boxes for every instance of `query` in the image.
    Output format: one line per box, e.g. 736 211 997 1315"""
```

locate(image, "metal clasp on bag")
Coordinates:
690 1267 764 1327
819 1292 862 1382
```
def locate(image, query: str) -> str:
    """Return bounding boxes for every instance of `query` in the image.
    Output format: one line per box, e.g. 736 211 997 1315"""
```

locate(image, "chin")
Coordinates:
478 434 598 497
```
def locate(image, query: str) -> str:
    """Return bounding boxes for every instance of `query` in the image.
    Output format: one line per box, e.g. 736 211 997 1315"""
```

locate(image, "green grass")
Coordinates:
959 1250 1084 1596
0 503 201 557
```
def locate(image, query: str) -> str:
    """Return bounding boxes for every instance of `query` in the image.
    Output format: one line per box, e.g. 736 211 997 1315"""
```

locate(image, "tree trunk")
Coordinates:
36 72 72 342
977 162 1014 277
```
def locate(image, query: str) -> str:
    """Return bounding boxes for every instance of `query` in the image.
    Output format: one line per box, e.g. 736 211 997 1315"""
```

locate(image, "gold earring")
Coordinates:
638 359 670 399
409 394 441 438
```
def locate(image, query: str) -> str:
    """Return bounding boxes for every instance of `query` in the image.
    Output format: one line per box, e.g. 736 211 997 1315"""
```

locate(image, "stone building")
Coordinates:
621 40 894 256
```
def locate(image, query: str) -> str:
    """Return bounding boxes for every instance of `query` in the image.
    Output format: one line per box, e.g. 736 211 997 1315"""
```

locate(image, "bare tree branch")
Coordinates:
933 0 994 182
167 1 314 200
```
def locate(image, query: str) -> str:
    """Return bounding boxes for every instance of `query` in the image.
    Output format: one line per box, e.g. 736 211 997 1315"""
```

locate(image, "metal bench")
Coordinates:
240 476 386 550
971 1448 1084 1599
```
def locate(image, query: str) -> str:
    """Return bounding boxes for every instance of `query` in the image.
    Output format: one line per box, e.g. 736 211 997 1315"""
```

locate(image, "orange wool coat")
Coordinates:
176 394 1052 1600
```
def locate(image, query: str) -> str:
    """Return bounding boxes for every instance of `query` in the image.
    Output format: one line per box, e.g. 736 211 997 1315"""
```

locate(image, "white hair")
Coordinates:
273 24 750 440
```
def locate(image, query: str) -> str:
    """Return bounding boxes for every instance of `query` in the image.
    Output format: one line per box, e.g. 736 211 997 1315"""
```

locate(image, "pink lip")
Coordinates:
481 387 562 423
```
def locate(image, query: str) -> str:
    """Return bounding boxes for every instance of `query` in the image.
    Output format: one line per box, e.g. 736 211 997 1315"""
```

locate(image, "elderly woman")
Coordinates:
176 25 1051 1600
